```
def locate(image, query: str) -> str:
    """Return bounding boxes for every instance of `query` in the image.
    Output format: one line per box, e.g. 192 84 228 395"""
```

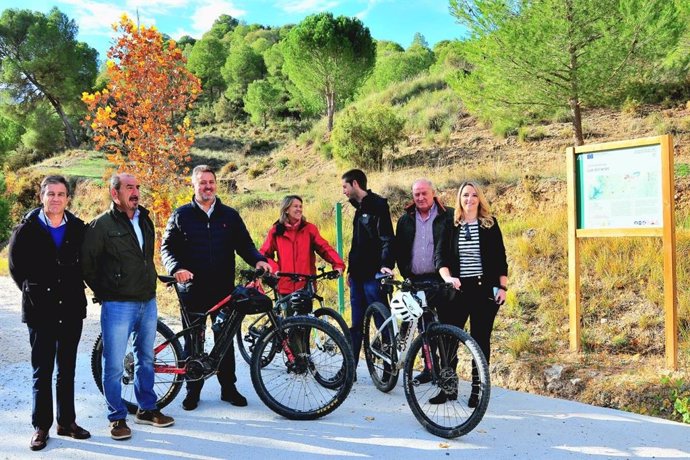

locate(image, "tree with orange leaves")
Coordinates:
82 14 201 232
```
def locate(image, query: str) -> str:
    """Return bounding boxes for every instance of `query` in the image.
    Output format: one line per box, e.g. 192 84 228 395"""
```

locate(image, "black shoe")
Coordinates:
182 392 199 411
412 370 432 385
30 428 49 451
221 386 248 407
429 390 458 405
57 422 91 439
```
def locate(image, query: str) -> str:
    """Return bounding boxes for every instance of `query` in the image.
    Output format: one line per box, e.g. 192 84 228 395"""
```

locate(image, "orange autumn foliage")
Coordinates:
82 15 201 234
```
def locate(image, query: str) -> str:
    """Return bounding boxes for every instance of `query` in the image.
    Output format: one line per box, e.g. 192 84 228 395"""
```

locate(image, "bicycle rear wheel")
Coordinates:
363 302 398 392
236 312 273 365
403 324 490 438
313 307 353 351
91 320 184 414
250 316 354 420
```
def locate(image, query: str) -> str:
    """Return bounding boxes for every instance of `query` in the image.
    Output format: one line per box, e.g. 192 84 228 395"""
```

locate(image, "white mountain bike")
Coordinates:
363 274 490 438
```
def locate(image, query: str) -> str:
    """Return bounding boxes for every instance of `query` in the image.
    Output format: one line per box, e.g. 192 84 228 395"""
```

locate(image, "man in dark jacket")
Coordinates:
81 173 174 441
9 175 90 451
161 165 270 410
394 179 454 383
341 169 394 374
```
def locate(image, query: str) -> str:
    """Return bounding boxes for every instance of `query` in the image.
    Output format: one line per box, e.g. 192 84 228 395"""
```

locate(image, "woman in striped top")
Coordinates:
435 181 508 406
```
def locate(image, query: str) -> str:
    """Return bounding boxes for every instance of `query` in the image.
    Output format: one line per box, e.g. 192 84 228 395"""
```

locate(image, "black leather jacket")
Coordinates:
435 217 508 286
347 190 394 281
395 198 454 279
9 208 87 326
161 197 266 310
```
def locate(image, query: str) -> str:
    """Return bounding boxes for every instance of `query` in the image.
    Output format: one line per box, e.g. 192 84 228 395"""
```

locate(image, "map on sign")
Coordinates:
577 144 662 229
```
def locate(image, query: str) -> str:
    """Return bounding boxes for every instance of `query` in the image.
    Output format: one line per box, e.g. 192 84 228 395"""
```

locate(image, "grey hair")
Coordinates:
412 178 434 192
110 173 135 191
191 165 216 184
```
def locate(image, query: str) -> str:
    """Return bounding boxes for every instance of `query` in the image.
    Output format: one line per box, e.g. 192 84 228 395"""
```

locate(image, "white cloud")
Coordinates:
277 0 342 14
58 0 141 37
355 0 379 20
190 0 247 34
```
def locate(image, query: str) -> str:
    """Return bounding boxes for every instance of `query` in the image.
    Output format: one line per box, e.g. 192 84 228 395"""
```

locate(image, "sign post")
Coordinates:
567 135 677 369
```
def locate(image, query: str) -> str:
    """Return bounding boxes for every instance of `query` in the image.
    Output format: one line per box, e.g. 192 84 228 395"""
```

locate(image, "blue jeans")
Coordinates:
349 276 388 366
100 298 158 421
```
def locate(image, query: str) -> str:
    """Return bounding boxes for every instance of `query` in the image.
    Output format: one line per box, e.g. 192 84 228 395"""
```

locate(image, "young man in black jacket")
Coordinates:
9 175 90 450
341 169 394 375
161 165 271 410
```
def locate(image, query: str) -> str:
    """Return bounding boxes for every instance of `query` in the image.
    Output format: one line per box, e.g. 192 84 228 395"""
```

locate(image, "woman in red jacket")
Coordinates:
260 195 345 296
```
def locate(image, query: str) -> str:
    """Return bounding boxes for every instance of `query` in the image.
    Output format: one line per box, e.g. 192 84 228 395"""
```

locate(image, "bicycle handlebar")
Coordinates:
275 270 341 282
377 273 453 292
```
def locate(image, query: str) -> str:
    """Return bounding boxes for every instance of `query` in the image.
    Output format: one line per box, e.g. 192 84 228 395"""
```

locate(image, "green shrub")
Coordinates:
276 157 290 169
331 104 404 170
195 103 216 125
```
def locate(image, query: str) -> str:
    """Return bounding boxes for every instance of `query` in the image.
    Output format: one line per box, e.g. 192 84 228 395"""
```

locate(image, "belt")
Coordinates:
460 275 483 286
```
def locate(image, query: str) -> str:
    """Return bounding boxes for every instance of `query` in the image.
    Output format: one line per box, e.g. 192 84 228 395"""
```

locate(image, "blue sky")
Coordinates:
4 0 465 61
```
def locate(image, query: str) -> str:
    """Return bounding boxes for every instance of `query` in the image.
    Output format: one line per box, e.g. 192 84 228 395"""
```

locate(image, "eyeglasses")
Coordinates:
464 224 471 241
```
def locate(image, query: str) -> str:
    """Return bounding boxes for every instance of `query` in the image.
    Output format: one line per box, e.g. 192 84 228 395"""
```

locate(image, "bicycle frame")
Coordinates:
153 275 286 378
369 276 449 374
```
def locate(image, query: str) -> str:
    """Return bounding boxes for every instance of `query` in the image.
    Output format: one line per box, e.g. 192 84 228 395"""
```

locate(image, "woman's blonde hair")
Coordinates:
279 195 305 225
454 181 495 228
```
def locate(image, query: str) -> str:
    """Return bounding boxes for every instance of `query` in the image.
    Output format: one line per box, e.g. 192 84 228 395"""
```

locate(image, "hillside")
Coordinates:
9 99 690 424
170 101 690 422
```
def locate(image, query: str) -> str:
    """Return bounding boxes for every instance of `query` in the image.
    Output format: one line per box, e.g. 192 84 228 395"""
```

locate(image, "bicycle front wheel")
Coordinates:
91 320 184 414
403 324 490 438
363 302 398 392
250 316 354 420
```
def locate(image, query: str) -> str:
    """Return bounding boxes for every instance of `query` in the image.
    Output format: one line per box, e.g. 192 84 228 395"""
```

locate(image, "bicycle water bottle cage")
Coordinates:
390 291 424 322
231 286 273 314
289 290 313 314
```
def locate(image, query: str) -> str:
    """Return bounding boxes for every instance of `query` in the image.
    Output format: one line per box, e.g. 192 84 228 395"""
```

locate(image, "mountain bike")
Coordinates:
91 268 355 420
363 274 490 438
236 268 352 365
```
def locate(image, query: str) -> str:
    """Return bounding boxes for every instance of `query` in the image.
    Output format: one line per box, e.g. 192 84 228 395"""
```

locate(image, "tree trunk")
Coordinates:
569 98 584 146
45 93 79 148
326 91 335 132
565 0 584 146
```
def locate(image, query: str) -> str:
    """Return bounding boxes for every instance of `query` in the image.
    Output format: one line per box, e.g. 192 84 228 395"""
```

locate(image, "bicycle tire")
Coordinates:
403 324 490 438
363 301 399 392
236 312 273 365
91 320 184 414
313 306 353 350
250 316 354 420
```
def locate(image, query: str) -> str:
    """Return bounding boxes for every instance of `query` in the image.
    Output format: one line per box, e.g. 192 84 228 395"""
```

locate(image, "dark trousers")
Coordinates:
438 276 499 367
182 310 236 397
28 320 83 430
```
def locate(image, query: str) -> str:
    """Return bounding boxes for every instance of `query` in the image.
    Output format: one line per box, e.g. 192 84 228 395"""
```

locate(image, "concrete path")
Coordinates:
1 276 688 459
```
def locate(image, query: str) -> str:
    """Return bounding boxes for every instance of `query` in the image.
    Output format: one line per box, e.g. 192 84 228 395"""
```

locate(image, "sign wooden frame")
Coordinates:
567 134 677 369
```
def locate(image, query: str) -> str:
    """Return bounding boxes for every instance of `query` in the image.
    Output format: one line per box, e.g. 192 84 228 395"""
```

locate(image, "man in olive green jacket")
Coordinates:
81 173 174 441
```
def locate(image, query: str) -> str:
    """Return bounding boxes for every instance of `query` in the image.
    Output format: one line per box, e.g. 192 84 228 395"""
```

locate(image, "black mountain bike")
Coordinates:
363 274 490 438
236 268 352 364
91 268 355 420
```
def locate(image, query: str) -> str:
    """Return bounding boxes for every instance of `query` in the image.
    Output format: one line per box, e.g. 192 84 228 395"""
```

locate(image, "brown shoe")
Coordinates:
109 419 131 440
57 422 91 440
134 409 174 428
30 428 49 451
